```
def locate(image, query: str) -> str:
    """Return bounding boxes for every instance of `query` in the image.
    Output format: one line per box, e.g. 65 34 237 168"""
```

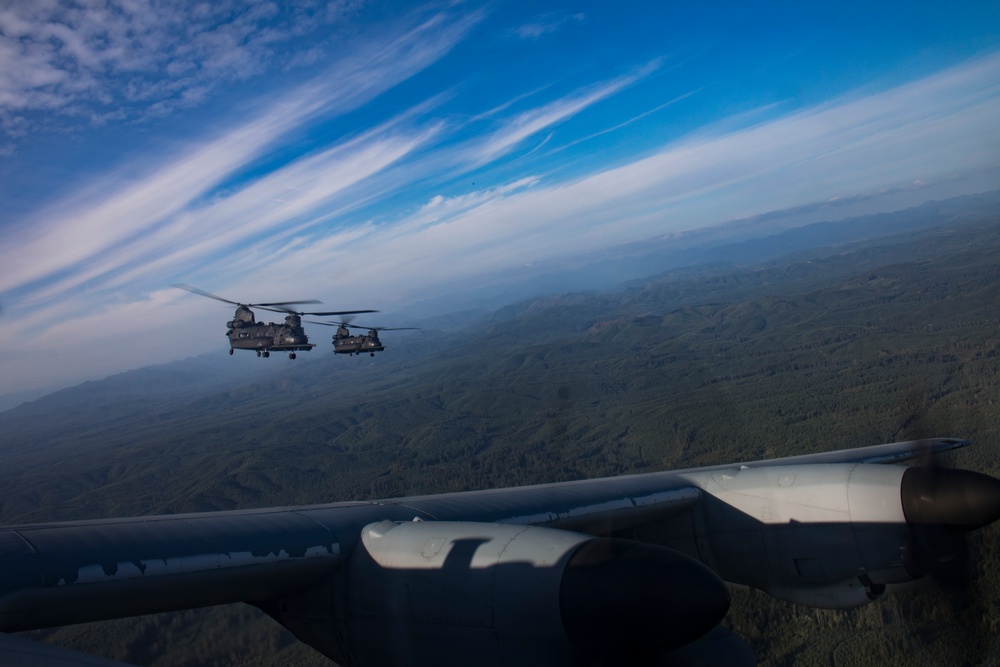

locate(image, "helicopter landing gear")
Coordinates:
370 352 375 357
289 353 297 360
229 348 234 356
263 350 270 358
256 350 261 357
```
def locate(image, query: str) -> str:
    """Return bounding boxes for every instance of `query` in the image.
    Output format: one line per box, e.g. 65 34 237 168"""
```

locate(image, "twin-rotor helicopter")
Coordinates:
174 285 415 360
308 320 418 357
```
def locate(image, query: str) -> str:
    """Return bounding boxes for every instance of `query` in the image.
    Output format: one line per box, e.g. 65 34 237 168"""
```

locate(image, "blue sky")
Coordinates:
1 0 999 401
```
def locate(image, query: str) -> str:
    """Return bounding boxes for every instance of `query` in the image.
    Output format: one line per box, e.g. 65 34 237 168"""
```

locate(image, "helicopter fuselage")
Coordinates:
333 331 384 356
227 316 315 357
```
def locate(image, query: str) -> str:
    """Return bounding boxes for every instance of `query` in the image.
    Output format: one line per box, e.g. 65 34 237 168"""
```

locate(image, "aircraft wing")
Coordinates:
0 437 996 667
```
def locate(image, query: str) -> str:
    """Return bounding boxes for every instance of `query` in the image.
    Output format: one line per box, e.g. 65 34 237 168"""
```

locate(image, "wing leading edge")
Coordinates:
729 437 968 468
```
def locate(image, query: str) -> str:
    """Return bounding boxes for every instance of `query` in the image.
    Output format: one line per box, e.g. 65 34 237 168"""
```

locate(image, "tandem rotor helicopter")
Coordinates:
308 319 419 357
173 284 376 359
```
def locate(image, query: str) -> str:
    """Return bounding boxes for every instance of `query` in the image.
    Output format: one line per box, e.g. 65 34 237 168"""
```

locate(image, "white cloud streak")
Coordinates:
512 12 585 41
0 8 479 302
259 52 1000 300
96 122 443 294
471 61 659 165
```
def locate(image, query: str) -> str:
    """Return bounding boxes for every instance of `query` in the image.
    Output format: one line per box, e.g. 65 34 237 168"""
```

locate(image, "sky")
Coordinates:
0 0 999 403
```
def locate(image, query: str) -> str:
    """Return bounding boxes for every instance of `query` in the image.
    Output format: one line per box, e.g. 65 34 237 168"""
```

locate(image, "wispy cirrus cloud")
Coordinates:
263 51 1000 301
97 121 444 296
11 49 998 315
470 60 661 165
0 0 362 136
512 12 585 40
0 8 479 303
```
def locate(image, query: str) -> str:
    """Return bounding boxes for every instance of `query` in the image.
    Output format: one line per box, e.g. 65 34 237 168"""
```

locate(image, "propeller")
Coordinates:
172 284 322 309
891 393 998 588
891 439 1000 663
900 462 1000 586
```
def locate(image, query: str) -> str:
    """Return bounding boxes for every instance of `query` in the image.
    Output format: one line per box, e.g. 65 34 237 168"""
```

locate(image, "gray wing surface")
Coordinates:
733 437 968 467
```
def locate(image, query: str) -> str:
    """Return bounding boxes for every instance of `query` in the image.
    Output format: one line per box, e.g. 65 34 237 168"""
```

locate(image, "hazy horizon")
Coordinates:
2 186 997 413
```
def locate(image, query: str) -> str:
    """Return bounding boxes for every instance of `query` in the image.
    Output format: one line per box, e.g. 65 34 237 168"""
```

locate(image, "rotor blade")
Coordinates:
308 321 414 331
298 309 378 317
346 325 419 331
173 285 325 310
302 318 378 329
254 300 324 309
172 284 240 306
317 321 369 330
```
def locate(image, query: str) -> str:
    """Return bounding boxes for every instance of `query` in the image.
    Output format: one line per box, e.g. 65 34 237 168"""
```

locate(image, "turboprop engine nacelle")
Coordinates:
668 463 1000 608
268 520 732 667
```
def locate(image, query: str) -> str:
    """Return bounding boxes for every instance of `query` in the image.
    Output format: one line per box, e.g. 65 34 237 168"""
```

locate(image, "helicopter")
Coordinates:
309 319 418 356
173 284 376 359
